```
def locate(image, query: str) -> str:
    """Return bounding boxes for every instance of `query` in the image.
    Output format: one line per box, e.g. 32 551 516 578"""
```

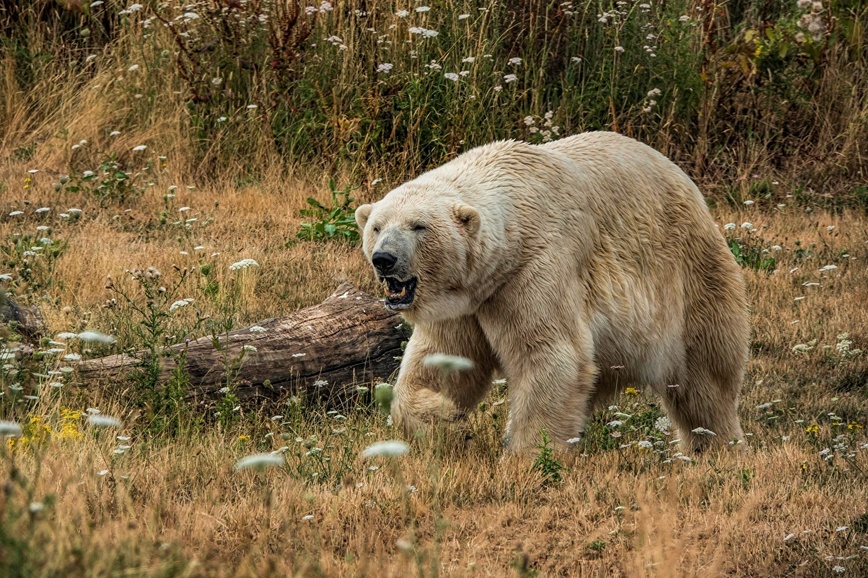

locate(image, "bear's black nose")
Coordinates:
372 251 397 273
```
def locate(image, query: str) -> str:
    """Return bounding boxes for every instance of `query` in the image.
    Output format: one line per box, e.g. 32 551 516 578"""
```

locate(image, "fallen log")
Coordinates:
77 283 407 402
0 292 46 344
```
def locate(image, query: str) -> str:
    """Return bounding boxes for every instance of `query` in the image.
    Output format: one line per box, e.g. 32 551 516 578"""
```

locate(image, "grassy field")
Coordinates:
2 1 868 576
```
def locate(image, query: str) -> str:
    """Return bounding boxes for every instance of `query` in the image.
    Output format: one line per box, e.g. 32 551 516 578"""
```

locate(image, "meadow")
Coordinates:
1 1 867 576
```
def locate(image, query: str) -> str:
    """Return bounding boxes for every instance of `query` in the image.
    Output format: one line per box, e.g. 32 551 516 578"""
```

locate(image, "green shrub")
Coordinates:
297 181 361 243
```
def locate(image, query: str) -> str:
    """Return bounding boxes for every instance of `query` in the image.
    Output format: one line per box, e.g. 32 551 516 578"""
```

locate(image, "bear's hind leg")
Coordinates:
661 366 744 454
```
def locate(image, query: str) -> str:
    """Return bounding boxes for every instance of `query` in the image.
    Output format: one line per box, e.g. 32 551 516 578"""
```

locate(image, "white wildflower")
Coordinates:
249 326 267 333
234 453 284 471
423 353 474 372
692 427 717 436
444 72 459 81
0 421 23 437
655 416 672 432
377 62 393 73
508 57 522 66
87 415 122 428
361 440 409 458
77 330 116 344
229 258 259 271
132 145 147 152
503 73 518 83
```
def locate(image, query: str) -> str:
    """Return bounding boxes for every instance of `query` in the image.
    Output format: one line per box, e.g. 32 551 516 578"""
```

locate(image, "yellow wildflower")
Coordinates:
624 387 639 397
56 409 83 440
7 415 51 450
805 423 819 436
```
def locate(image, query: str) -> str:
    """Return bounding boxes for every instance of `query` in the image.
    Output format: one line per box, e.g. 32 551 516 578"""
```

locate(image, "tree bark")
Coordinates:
0 293 46 344
76 283 406 402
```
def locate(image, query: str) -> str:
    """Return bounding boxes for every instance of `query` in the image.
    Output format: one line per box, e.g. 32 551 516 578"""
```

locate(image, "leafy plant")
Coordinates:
63 155 151 205
104 267 200 436
297 181 361 243
531 430 564 485
728 239 777 273
0 233 67 296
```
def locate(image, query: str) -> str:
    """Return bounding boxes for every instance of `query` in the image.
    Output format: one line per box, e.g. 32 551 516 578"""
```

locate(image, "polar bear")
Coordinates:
355 132 749 454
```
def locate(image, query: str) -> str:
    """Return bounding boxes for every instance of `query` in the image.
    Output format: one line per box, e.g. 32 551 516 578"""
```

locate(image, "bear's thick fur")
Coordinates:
356 132 749 453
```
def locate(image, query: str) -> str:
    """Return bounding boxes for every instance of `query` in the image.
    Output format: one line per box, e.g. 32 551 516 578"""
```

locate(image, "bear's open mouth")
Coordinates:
381 276 417 310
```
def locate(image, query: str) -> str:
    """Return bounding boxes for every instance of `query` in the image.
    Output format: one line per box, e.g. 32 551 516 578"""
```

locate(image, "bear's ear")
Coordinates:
453 204 480 236
355 204 373 229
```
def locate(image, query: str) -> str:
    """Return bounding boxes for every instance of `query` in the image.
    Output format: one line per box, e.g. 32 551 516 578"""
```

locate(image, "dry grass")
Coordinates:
1 152 867 576
1 4 867 572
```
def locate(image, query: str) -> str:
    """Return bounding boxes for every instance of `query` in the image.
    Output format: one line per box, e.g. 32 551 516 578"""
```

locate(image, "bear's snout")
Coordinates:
372 251 398 274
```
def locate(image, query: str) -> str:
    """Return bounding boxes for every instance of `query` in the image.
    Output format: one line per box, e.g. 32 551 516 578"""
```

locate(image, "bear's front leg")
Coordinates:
391 316 497 437
477 273 600 454
500 340 599 453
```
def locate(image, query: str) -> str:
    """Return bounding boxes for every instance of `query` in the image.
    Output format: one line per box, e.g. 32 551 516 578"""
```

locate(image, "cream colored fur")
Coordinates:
356 132 749 454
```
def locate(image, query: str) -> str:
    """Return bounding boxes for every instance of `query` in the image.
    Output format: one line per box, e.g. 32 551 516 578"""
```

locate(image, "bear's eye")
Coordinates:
372 226 380 234
412 223 427 232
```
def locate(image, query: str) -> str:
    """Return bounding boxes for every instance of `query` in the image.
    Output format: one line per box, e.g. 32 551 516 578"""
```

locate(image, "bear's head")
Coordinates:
356 185 481 322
